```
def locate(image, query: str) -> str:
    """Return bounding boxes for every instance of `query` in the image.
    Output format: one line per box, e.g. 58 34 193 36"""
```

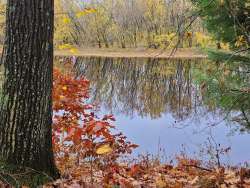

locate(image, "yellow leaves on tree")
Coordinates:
153 33 176 48
58 43 72 50
96 144 113 155
195 32 213 48
145 0 166 21
62 17 71 24
235 35 247 47
54 0 97 48
54 0 73 47
76 8 97 18
220 42 230 50
69 48 78 54
58 43 79 54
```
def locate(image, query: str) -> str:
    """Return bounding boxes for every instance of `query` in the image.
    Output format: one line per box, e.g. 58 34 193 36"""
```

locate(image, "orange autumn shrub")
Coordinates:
52 68 138 176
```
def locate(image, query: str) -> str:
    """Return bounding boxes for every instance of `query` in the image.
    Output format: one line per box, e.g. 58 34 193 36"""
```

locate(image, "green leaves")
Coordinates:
192 0 250 49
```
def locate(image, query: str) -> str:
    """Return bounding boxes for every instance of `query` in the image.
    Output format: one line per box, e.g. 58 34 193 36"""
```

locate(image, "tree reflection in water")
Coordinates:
68 57 248 128
73 57 200 119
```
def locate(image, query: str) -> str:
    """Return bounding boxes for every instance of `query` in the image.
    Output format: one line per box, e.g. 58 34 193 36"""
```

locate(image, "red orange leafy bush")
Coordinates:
52 68 138 184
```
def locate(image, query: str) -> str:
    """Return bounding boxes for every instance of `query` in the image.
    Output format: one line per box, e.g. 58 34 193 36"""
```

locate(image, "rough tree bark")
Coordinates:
0 0 59 178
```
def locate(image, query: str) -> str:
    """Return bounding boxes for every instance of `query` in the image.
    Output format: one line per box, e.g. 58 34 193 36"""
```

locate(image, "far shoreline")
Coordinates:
54 47 207 59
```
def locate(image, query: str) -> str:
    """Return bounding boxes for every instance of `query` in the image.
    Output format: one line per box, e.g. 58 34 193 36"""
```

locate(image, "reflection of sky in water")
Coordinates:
97 106 250 165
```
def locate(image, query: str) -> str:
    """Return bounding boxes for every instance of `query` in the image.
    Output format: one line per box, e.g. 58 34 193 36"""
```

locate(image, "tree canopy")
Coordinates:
192 0 250 49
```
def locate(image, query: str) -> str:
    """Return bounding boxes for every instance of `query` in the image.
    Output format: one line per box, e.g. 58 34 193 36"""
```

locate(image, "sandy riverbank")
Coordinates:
54 48 207 59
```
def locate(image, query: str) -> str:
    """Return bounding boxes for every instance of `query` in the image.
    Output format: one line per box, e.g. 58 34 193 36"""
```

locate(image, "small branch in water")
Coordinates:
241 108 250 127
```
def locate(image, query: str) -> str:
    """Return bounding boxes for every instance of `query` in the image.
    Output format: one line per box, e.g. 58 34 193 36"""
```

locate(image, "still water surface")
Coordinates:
59 56 250 165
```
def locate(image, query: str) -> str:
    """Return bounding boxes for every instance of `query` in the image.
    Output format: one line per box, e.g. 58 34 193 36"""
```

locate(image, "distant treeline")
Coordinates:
0 0 209 49
55 0 206 49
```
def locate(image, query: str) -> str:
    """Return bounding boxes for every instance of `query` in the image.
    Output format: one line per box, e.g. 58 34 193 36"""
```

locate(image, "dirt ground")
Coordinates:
54 47 207 59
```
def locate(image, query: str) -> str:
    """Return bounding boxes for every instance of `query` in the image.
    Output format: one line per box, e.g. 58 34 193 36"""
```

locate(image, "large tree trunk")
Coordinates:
0 0 59 178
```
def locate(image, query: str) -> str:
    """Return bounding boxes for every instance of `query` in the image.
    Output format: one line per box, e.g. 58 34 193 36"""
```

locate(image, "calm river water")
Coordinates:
57 56 250 165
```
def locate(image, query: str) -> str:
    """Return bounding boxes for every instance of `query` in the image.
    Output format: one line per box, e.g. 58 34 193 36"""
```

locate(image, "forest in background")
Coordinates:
0 0 218 50
55 0 204 49
0 0 246 51
0 0 248 51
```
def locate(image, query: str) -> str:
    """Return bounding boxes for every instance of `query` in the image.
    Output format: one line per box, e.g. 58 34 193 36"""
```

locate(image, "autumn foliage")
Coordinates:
52 67 138 183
